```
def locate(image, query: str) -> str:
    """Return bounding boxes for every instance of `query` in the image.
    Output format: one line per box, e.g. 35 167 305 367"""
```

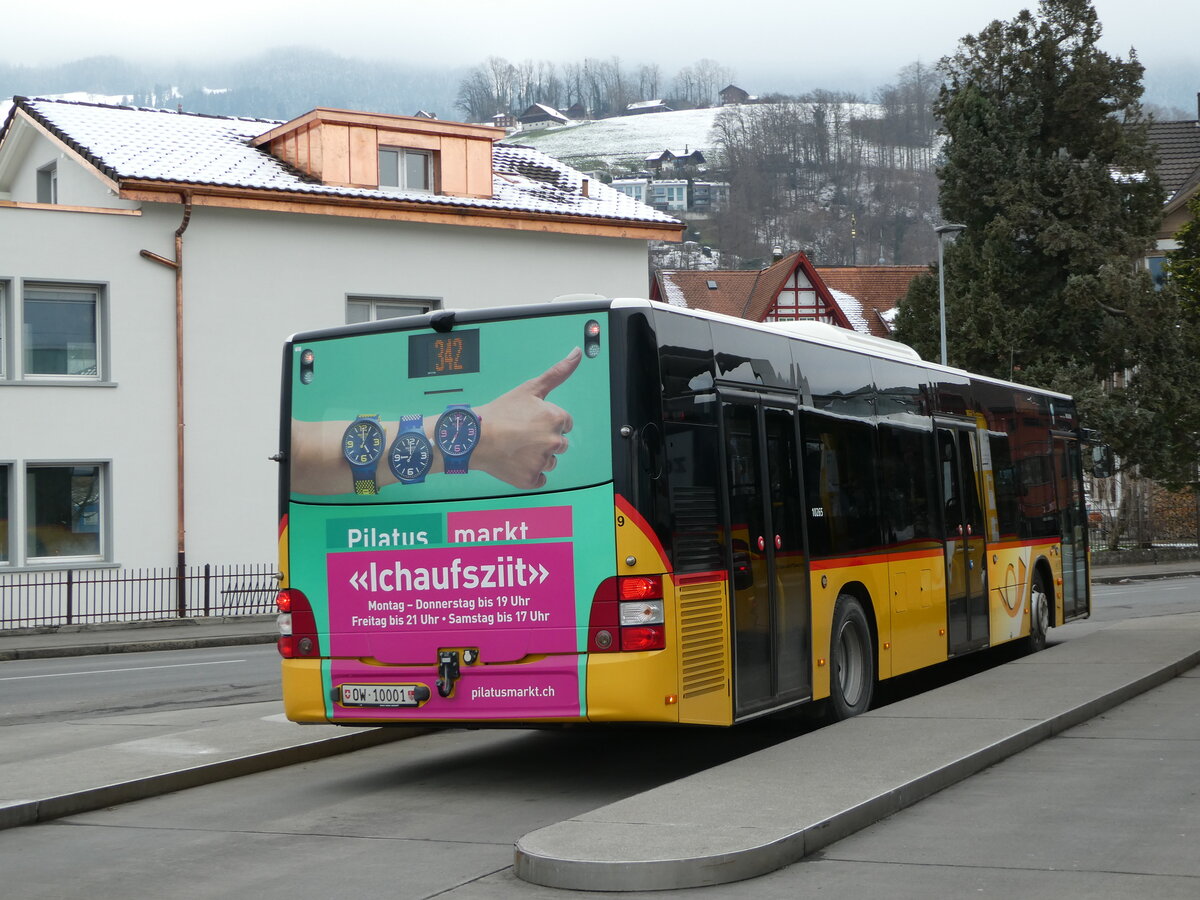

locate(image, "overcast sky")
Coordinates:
5 0 1197 106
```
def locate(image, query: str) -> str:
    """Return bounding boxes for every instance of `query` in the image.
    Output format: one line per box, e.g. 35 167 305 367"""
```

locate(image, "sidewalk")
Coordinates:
0 614 279 662
515 611 1200 890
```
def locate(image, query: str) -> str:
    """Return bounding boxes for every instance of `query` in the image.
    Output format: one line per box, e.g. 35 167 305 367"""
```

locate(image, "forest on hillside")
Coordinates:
705 64 943 267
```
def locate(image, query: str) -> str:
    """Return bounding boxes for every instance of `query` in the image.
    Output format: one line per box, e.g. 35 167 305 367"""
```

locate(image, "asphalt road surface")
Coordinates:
0 577 1196 899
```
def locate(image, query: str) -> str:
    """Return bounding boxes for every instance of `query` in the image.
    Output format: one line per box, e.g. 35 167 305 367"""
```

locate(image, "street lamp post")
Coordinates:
935 223 966 367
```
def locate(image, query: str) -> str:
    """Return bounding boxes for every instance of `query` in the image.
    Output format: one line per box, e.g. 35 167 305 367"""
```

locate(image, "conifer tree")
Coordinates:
893 0 1195 478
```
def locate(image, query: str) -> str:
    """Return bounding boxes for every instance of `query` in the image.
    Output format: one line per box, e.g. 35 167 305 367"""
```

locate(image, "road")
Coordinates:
0 577 1196 899
0 645 280 726
1 578 1186 727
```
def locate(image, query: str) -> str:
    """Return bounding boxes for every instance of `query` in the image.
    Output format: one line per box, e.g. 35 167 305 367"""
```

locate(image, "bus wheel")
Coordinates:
1026 572 1050 654
829 594 874 721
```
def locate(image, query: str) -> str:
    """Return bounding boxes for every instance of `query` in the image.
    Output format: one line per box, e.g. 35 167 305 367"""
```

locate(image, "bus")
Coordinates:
275 298 1091 727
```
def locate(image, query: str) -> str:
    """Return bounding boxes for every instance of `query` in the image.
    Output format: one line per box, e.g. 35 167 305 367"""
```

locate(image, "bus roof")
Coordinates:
286 297 1072 402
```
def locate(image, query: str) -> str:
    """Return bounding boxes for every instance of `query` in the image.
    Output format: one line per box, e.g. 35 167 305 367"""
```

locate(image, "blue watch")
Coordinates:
342 414 385 494
434 404 481 475
388 415 433 484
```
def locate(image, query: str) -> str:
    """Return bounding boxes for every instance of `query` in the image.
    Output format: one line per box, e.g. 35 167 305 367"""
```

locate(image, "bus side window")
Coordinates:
801 411 879 556
878 425 936 545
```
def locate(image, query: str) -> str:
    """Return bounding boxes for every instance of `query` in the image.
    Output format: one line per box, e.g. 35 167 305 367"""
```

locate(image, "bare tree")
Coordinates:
638 63 661 100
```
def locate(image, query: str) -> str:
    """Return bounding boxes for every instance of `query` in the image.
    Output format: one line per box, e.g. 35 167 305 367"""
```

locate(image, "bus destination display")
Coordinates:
408 330 480 378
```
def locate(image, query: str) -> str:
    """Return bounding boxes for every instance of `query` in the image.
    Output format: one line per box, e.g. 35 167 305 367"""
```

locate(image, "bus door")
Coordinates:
937 424 988 655
721 395 811 715
1053 434 1089 619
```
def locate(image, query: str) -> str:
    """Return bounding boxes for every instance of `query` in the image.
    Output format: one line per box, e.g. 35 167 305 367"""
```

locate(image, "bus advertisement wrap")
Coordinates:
285 311 615 720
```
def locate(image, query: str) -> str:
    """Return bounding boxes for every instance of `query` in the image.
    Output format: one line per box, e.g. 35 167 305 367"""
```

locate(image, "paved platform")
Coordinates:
514 612 1200 891
0 701 426 831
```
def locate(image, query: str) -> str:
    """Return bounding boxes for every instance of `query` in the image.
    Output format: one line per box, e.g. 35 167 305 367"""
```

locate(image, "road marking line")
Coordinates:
0 659 247 681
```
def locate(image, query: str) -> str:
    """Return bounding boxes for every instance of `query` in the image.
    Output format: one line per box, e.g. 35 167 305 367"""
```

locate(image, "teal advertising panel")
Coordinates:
285 311 616 721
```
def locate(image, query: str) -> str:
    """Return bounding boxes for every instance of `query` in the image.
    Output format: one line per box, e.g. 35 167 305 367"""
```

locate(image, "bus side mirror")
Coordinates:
1091 445 1113 478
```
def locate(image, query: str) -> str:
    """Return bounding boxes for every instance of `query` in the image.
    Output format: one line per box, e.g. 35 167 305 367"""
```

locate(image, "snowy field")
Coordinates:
503 102 886 169
503 107 726 167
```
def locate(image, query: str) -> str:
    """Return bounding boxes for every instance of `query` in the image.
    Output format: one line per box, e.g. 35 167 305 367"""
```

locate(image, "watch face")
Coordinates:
435 408 480 457
389 433 433 482
343 419 385 466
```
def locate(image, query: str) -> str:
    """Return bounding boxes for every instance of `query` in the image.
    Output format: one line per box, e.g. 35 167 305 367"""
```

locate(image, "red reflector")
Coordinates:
618 576 662 601
621 625 665 651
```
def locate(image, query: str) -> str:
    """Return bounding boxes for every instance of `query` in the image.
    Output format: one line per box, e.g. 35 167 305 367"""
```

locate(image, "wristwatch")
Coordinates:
388 415 433 484
342 414 385 494
434 404 481 474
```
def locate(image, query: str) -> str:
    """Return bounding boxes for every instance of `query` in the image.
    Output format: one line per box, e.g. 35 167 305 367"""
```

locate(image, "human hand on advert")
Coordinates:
475 347 581 489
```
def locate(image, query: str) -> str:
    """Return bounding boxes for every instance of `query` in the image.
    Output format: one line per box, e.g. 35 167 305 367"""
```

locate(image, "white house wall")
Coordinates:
2 194 651 572
1 201 181 569
183 206 649 566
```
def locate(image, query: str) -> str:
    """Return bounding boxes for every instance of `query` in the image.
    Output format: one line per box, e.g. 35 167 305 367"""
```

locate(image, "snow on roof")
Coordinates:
658 273 690 307
828 288 870 334
11 96 679 227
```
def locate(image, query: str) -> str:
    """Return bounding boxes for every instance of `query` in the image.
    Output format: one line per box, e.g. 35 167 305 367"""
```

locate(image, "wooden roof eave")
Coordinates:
117 180 685 241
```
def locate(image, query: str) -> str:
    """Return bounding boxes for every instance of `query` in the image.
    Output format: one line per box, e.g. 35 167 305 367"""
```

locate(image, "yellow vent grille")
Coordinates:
678 580 729 698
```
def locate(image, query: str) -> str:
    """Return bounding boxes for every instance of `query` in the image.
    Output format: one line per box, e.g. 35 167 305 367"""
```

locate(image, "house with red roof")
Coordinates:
0 96 681 587
814 266 927 337
652 251 922 340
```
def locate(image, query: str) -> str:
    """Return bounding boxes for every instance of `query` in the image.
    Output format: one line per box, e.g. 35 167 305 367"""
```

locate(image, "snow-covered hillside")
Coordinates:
503 107 725 168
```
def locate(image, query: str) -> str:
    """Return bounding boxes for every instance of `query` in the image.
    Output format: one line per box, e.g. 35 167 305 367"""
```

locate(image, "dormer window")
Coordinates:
37 163 58 204
378 147 433 193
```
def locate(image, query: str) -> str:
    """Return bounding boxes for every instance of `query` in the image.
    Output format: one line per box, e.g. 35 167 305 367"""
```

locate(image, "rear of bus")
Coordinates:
276 301 675 725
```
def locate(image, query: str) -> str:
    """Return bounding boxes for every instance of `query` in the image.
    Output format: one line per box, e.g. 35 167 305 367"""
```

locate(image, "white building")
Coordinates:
0 97 681 592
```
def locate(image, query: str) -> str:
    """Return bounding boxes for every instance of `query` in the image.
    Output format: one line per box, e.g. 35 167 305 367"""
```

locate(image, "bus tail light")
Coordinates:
276 588 320 658
589 577 667 652
618 575 662 601
619 596 665 651
620 625 665 652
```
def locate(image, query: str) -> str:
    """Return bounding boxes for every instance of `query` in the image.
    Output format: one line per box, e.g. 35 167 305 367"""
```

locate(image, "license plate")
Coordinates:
339 683 421 708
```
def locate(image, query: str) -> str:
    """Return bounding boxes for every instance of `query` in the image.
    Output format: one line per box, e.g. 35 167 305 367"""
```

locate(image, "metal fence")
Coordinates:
1088 479 1200 552
0 563 280 630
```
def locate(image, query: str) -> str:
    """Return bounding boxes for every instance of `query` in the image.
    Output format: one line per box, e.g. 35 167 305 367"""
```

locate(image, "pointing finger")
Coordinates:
527 347 583 399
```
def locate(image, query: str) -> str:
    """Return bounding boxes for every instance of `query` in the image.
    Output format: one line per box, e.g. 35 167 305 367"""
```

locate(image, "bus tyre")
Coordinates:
1026 572 1050 654
829 594 874 721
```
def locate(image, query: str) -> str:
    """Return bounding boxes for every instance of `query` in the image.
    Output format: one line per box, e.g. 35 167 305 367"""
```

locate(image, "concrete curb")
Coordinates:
0 725 429 832
514 638 1200 891
1091 570 1200 585
0 632 278 662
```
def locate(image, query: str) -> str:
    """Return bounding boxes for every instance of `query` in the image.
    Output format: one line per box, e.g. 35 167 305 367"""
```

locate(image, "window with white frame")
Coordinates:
22 285 101 378
37 163 58 204
25 463 106 562
346 296 440 324
378 147 433 192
